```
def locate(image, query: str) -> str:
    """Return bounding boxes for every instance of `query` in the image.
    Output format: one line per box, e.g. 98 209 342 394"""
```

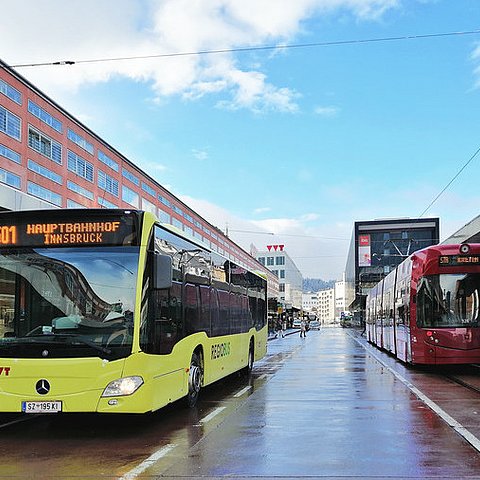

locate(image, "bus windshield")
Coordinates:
416 274 480 328
0 246 139 360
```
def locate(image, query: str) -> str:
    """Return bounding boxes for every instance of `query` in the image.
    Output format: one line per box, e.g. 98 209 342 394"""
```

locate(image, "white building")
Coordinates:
256 245 303 309
302 292 319 313
317 288 335 324
334 275 347 322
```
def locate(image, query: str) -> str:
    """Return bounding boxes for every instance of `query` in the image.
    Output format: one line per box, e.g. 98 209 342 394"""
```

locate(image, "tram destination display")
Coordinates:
439 255 480 266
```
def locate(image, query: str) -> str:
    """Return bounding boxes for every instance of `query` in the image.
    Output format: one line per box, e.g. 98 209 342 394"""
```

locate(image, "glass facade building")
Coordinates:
345 218 440 322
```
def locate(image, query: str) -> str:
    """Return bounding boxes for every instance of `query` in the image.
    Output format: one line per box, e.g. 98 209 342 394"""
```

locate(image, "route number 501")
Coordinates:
0 226 16 245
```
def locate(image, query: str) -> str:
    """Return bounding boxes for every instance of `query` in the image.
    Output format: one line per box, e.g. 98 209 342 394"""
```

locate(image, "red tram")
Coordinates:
366 243 480 365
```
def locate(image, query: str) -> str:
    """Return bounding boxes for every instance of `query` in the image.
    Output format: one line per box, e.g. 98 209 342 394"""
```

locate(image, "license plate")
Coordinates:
22 401 62 413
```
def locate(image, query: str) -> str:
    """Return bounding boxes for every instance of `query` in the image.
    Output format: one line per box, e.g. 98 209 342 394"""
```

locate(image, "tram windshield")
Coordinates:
416 274 480 328
0 246 139 360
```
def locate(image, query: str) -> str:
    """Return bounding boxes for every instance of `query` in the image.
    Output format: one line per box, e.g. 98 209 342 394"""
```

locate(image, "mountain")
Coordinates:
303 278 335 293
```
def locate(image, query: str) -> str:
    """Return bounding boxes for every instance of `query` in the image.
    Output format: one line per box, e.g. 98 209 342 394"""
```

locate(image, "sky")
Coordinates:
3 0 480 280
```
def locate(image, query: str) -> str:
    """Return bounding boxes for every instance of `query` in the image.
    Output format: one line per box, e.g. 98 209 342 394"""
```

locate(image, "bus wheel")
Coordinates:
243 341 254 376
186 352 203 408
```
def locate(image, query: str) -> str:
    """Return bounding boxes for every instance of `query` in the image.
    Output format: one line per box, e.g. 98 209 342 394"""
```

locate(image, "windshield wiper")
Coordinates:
53 334 112 357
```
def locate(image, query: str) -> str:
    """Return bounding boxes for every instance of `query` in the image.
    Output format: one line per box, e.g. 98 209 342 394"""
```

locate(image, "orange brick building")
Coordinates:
0 59 278 297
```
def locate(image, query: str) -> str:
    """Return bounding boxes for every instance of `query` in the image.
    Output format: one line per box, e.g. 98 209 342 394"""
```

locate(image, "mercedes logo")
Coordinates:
35 379 50 395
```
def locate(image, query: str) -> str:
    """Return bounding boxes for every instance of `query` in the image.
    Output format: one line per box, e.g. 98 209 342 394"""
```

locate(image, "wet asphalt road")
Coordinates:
1 327 480 479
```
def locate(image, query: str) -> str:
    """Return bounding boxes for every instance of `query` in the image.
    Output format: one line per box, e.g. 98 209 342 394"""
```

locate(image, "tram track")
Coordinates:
441 364 480 395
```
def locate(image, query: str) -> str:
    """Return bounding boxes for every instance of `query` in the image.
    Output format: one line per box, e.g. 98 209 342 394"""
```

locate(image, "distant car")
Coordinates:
292 319 302 328
308 320 320 330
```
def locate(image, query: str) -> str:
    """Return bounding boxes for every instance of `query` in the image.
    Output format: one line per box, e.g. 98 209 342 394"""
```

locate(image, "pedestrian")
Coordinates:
300 318 307 338
276 318 284 338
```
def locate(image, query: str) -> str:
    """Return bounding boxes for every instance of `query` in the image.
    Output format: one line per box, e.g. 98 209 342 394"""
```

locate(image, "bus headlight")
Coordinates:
102 376 144 397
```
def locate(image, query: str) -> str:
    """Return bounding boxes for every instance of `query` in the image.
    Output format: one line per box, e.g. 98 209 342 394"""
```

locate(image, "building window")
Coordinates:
67 128 94 154
0 79 21 104
67 150 93 182
158 194 171 207
279 284 285 292
97 170 119 196
98 150 118 172
67 199 86 208
158 209 170 224
28 126 62 163
67 180 94 200
122 185 139 208
267 257 274 266
142 197 156 215
1 106 21 140
280 269 285 279
183 212 193 223
276 256 285 265
0 167 20 189
0 143 20 164
122 168 140 186
258 257 265 265
28 100 62 132
172 204 183 215
172 218 183 230
272 270 278 277
98 197 118 209
27 181 62 206
27 159 62 184
141 182 155 197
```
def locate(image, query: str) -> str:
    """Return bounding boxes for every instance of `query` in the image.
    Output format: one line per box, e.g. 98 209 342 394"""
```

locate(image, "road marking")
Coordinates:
119 443 176 480
351 333 480 453
199 406 226 423
233 386 252 397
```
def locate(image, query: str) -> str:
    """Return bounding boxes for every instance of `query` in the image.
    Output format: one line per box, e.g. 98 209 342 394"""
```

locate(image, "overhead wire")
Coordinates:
9 29 480 68
419 144 480 217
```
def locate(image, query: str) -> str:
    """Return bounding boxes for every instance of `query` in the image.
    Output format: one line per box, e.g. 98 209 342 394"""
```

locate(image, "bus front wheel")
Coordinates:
186 352 203 408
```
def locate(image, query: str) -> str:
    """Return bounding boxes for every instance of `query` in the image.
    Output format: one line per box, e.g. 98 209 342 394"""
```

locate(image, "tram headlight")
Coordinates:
102 376 144 397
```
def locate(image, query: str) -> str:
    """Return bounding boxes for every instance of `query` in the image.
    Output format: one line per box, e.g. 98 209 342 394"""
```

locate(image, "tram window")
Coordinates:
416 274 480 328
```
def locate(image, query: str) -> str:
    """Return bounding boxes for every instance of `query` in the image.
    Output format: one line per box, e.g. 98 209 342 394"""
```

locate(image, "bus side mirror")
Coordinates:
153 254 173 289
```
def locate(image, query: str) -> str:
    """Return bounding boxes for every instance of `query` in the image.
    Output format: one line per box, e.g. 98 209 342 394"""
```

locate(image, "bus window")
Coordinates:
184 283 199 335
143 281 183 355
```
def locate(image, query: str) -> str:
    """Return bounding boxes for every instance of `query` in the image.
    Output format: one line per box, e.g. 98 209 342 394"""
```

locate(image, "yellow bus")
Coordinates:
0 209 267 413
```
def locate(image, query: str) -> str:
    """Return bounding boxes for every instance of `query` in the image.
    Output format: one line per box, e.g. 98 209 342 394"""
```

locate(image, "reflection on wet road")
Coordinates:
1 328 480 479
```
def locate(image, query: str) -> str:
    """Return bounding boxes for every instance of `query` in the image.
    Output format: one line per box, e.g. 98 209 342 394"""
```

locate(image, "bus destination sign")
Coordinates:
439 255 480 266
0 211 138 248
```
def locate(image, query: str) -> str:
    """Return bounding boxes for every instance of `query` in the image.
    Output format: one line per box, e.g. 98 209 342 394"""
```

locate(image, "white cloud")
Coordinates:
314 105 340 117
177 195 348 279
3 0 400 112
253 207 272 214
192 149 209 161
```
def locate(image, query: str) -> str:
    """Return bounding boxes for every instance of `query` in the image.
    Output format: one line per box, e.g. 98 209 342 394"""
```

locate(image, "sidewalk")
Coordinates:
267 328 299 340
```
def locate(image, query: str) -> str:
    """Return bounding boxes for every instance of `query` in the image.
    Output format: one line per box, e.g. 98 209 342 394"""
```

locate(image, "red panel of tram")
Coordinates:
366 243 480 365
